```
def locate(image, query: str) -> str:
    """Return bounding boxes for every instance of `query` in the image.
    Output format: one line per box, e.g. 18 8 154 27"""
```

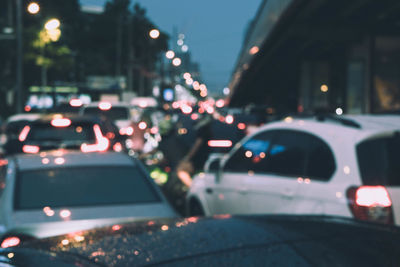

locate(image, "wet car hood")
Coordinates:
4 215 400 266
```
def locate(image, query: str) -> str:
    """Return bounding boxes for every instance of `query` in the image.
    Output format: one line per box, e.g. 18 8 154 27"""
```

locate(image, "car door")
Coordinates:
244 130 310 214
212 131 276 215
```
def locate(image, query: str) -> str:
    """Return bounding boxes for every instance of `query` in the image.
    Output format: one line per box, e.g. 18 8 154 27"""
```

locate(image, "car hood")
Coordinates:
12 215 400 266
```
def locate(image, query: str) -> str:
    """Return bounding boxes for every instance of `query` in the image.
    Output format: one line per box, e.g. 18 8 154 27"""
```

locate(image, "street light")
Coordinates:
27 2 40 14
149 29 160 39
165 50 175 59
172 57 181 67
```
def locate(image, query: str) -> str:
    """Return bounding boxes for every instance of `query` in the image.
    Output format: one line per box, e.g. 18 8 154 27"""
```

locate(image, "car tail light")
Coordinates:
22 145 40 154
69 99 83 107
119 126 134 136
346 185 394 224
80 124 109 153
1 237 20 248
113 142 123 152
237 123 246 130
208 140 232 148
51 118 71 127
98 102 112 111
19 125 31 142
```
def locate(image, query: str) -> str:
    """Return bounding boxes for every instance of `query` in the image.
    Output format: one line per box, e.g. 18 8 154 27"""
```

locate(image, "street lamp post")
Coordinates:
16 0 23 113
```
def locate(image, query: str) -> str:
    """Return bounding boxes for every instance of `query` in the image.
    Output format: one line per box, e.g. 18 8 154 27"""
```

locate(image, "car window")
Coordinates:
305 135 336 181
83 107 129 121
27 122 95 142
357 133 400 186
224 131 276 172
15 166 161 210
264 130 309 177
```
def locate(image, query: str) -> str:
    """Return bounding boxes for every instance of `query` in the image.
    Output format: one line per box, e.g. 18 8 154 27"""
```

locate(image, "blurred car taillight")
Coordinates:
1 236 20 248
208 140 232 148
22 145 40 154
119 126 134 136
346 185 394 224
51 118 71 127
18 125 31 142
81 124 109 153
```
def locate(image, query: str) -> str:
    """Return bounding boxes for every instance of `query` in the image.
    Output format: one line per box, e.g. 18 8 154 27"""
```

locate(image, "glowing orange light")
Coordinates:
0 159 8 167
98 102 112 111
356 186 392 207
19 125 31 142
51 118 71 127
22 145 39 154
237 123 246 130
245 151 252 158
69 99 83 107
249 46 259 55
60 209 71 218
138 122 147 130
161 225 169 231
191 113 199 120
1 237 20 248
225 115 234 124
24 105 32 112
183 72 191 79
112 225 121 231
42 158 50 164
206 107 214 114
61 239 69 246
208 140 232 147
260 152 266 158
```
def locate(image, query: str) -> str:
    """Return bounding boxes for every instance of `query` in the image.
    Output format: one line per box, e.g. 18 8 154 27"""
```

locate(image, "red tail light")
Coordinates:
22 145 40 154
51 118 71 127
208 140 232 148
80 124 109 153
346 185 394 224
19 125 31 142
1 237 20 248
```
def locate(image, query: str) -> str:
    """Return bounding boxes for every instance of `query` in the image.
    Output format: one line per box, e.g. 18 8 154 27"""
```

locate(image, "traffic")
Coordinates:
2 0 400 266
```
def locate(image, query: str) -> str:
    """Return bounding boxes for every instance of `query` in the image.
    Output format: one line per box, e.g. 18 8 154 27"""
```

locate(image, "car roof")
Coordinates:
13 150 136 171
31 114 102 124
83 102 130 108
18 215 400 266
6 113 42 123
254 114 400 142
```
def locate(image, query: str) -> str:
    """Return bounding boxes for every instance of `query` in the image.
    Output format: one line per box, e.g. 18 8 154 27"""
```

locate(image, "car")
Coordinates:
187 114 400 226
0 150 176 248
81 102 135 138
16 114 126 154
2 215 400 266
1 113 42 156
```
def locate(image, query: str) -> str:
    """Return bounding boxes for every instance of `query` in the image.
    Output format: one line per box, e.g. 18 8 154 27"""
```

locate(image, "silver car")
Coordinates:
0 150 176 247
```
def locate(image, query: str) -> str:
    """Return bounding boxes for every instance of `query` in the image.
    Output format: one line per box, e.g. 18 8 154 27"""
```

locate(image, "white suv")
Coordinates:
187 114 400 225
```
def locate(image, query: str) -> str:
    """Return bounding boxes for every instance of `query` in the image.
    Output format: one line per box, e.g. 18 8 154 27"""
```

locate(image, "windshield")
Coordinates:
27 122 95 142
83 107 129 121
357 134 400 186
15 166 160 210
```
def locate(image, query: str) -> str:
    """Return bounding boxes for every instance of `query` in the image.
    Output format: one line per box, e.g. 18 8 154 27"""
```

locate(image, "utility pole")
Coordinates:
16 0 23 113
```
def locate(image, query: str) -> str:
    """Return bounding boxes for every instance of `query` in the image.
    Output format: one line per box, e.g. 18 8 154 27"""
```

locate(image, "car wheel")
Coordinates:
189 199 205 217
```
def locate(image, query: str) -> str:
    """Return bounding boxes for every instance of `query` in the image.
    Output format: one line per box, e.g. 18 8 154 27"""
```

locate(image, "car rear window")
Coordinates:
27 122 95 142
83 107 129 121
357 133 400 186
15 166 161 210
